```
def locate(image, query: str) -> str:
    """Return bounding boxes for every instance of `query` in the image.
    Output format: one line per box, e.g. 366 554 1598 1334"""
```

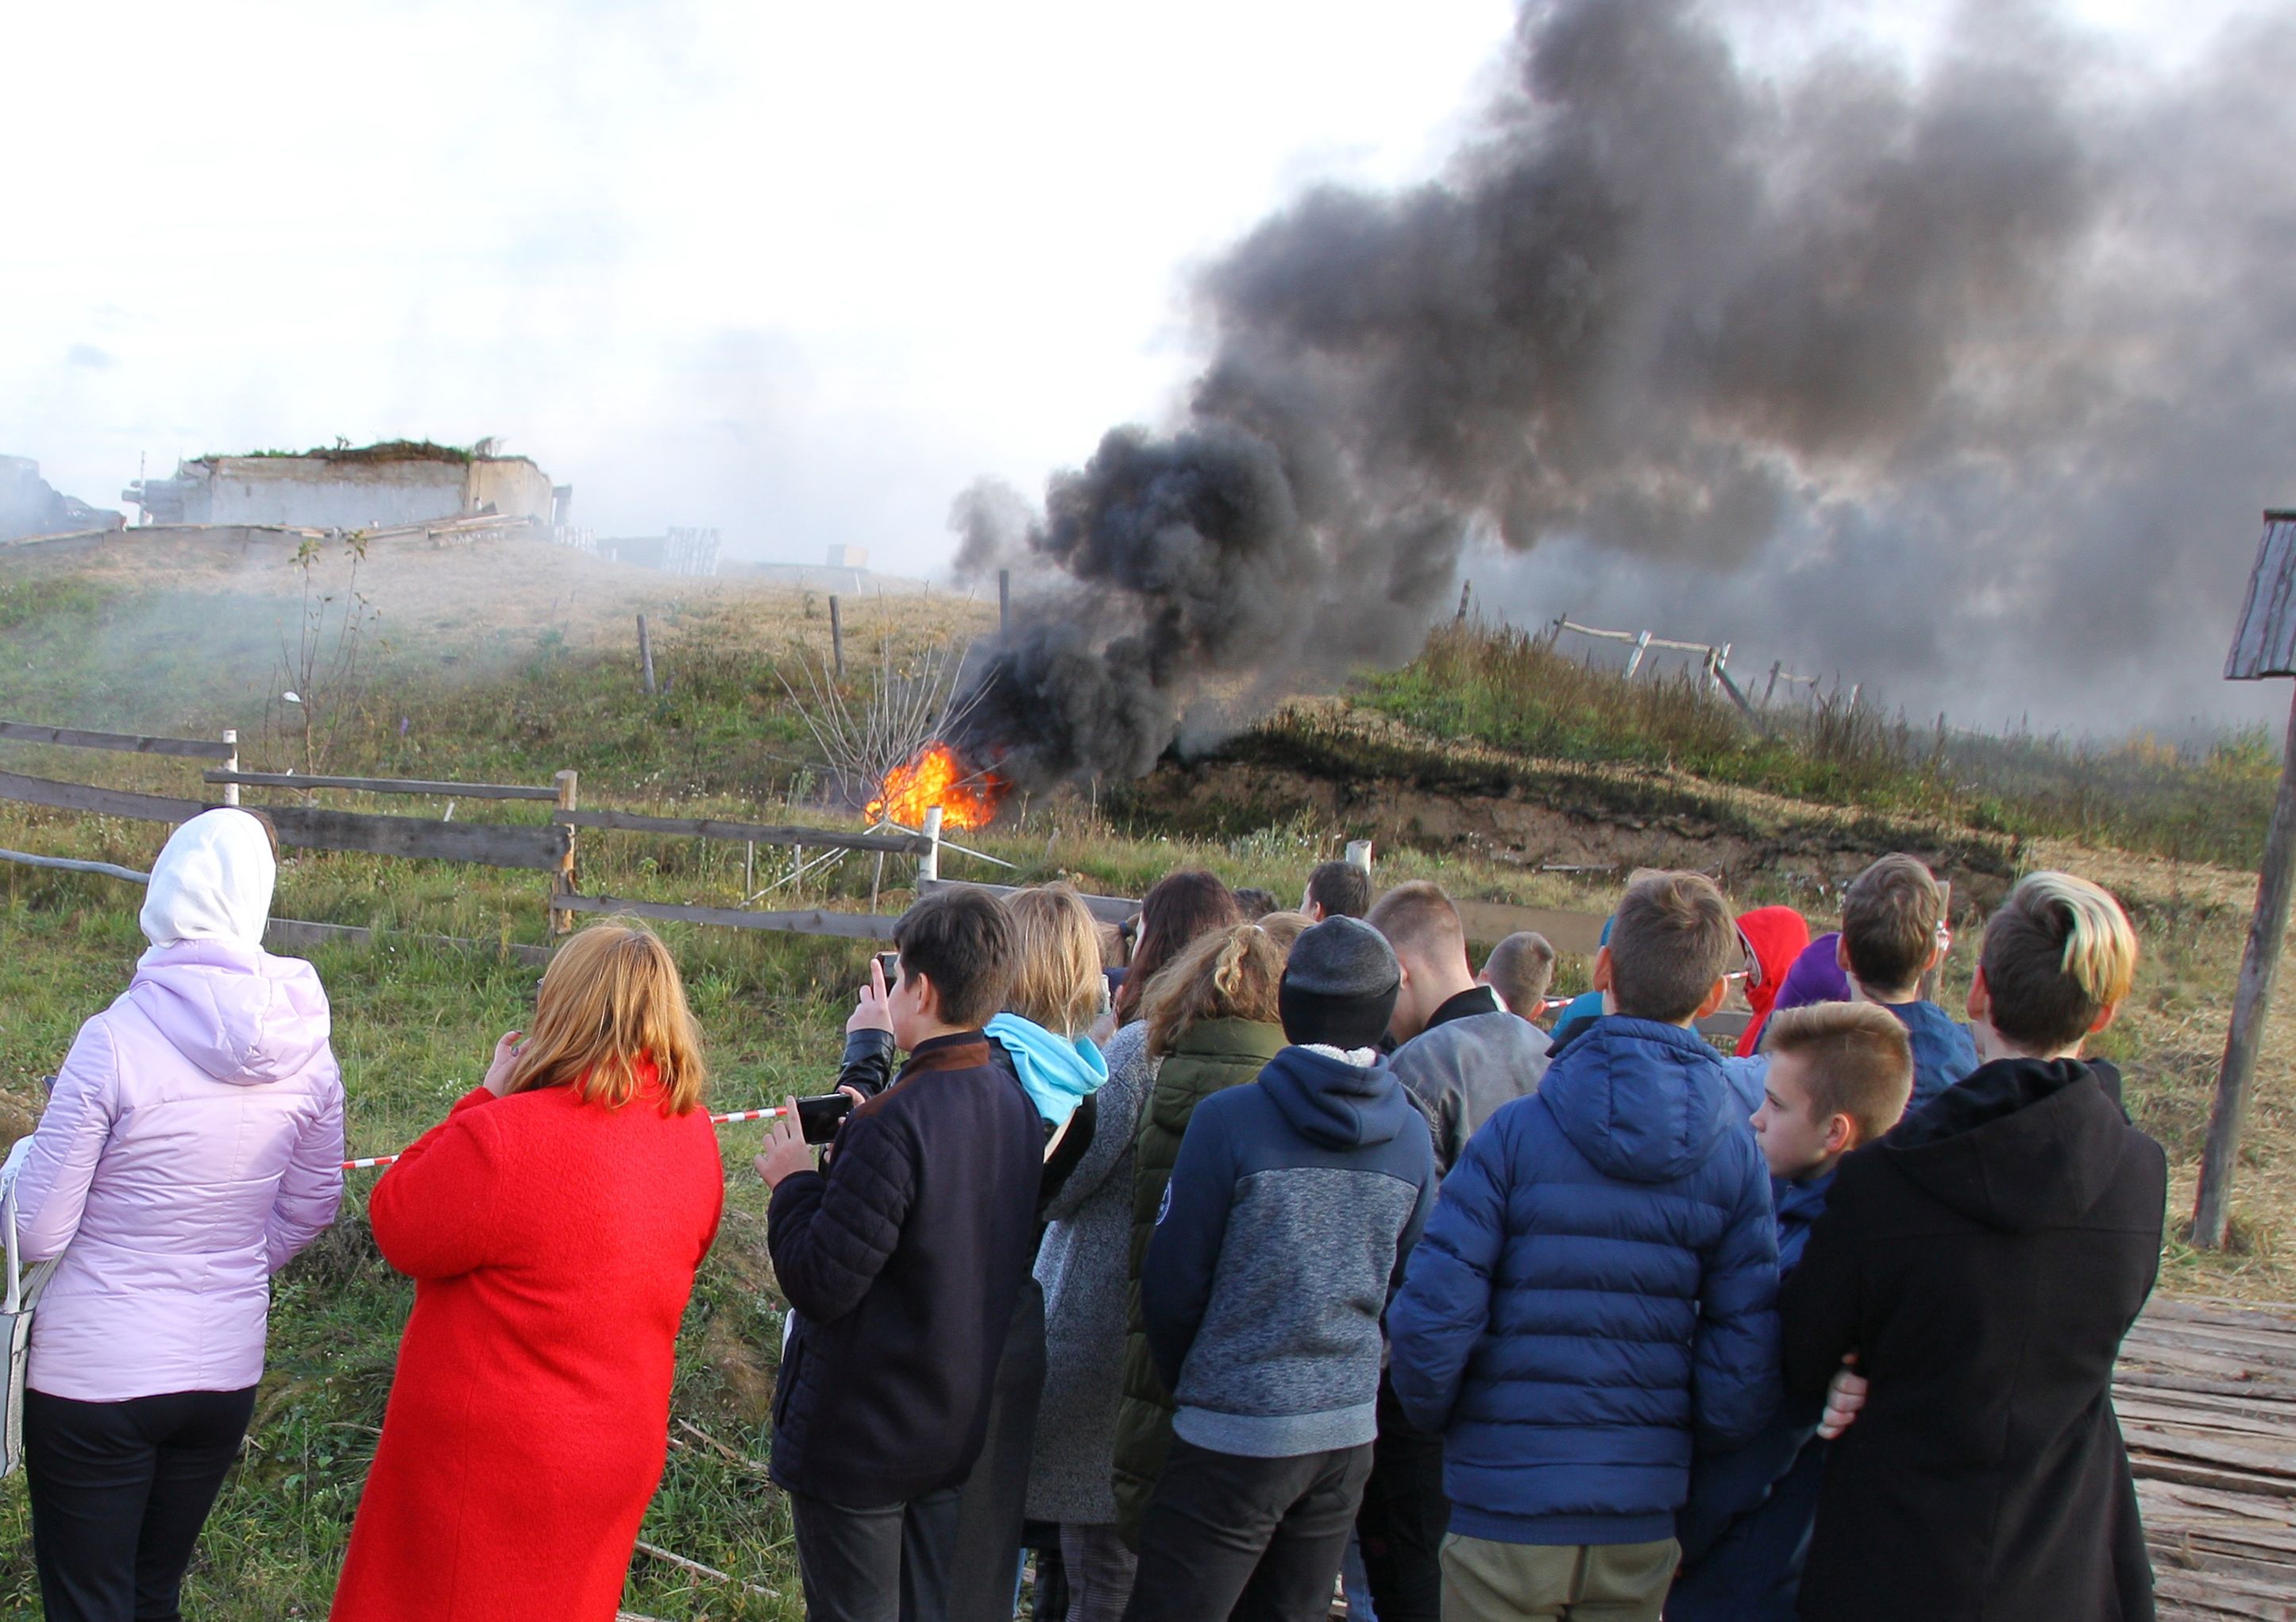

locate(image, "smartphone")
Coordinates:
796 1091 855 1145
874 952 900 987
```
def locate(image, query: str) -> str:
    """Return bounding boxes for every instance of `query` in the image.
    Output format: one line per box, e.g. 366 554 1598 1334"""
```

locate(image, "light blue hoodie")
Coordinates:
986 1013 1108 1130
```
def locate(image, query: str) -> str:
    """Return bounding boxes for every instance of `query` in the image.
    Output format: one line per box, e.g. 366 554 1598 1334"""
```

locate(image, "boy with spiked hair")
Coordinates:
1835 854 1977 1109
1781 872 2166 1622
1669 1002 1914 1621
1387 872 1780 1622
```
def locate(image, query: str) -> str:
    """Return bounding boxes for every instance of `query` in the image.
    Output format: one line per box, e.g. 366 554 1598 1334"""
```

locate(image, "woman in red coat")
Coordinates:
331 922 724 1622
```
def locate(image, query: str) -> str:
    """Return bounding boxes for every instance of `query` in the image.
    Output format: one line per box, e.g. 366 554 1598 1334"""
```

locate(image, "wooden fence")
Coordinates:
0 715 940 949
0 717 1755 1024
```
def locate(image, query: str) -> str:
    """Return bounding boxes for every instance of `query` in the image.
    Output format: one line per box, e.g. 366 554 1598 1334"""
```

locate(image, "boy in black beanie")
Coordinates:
1123 917 1437 1622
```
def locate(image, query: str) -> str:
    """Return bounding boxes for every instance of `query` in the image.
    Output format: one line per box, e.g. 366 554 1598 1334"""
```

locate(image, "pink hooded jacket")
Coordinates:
10 810 345 1401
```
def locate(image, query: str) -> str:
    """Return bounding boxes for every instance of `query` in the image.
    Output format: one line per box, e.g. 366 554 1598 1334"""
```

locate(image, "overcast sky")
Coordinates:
2 0 2278 739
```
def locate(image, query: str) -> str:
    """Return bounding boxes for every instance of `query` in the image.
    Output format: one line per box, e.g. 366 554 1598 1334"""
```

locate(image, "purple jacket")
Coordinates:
12 938 345 1400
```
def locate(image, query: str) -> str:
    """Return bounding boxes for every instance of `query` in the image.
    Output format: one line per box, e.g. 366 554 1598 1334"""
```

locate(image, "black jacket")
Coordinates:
768 1032 1045 1505
1780 1058 2166 1622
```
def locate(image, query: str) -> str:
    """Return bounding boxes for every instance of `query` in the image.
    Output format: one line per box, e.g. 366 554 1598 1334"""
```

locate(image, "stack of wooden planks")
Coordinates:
2120 1297 2296 1621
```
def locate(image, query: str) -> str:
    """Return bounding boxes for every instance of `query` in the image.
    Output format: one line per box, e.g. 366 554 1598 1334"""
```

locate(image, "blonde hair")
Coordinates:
503 921 707 1114
1254 910 1314 956
1144 921 1286 1057
1001 884 1106 1037
1762 1002 1915 1145
1981 872 2139 1050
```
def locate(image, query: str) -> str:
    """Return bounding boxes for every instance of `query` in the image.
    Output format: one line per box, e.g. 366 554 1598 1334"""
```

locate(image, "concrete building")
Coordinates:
124 442 561 532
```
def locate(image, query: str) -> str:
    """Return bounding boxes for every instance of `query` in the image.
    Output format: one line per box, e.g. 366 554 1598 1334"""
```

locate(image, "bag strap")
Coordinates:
3 1182 21 1317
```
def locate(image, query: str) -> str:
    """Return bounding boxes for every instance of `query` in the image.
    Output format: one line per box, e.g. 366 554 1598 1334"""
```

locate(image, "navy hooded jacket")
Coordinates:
1879 998 1978 1111
1140 1044 1435 1459
1387 1016 1781 1546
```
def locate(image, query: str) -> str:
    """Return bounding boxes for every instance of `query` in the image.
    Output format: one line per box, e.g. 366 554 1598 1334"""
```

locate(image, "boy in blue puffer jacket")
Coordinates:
1387 871 1780 1622
1667 1001 1914 1622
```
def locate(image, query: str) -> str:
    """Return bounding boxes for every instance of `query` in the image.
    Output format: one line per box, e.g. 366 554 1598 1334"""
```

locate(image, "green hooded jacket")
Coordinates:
1108 1015 1287 1545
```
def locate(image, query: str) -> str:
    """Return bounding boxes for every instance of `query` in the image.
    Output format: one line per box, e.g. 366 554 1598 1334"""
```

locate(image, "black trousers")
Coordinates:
1354 1373 1449 1622
790 1485 963 1622
1120 1436 1374 1622
24 1385 257 1622
950 1278 1047 1621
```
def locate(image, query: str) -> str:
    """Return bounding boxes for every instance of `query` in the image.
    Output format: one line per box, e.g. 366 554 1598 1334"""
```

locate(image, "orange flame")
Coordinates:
867 742 1007 832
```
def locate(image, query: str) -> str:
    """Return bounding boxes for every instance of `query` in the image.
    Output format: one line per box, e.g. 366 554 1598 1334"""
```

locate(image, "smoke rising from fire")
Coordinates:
953 0 2296 786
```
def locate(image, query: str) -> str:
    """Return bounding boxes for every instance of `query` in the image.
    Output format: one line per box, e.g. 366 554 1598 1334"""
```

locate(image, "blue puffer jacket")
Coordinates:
1388 1016 1782 1547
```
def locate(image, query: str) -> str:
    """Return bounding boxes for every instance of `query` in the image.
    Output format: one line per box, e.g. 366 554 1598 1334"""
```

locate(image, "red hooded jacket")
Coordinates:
1735 906 1812 1056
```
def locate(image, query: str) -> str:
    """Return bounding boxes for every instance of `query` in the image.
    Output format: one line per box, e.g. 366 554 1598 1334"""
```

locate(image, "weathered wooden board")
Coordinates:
0 770 206 821
558 892 900 941
556 807 929 856
263 917 554 967
264 806 569 871
2122 1298 2296 1621
0 720 235 760
207 770 559 801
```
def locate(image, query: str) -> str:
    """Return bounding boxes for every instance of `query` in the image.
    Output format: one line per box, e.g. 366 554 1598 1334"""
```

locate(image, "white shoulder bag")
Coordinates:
2 1137 59 1479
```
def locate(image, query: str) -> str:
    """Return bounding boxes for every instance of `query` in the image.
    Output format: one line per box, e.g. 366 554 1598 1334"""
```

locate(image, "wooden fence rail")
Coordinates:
205 770 559 801
0 720 235 761
0 770 568 871
557 892 900 941
555 806 931 857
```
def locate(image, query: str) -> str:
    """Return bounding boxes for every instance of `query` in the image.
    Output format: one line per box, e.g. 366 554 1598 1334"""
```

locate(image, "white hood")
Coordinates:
139 809 276 960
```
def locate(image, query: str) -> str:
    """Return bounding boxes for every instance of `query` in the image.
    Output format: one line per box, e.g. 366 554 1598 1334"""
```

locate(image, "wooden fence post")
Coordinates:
1764 662 1782 706
830 596 844 678
638 616 657 696
998 570 1010 640
550 770 578 936
2194 685 2296 1247
220 730 239 806
920 806 943 885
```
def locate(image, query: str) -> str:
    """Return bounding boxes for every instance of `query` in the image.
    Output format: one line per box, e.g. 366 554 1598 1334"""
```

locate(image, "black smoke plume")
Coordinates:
955 0 2296 786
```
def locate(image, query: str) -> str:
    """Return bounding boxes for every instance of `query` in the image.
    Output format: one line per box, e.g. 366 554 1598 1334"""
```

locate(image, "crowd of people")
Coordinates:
0 811 2170 1622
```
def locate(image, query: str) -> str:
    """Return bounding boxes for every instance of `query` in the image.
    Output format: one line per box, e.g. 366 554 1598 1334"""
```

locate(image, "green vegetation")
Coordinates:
211 439 483 465
1362 621 2279 870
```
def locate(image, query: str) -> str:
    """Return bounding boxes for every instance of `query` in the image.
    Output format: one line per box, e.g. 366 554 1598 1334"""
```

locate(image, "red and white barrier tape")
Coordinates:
341 1104 793 1172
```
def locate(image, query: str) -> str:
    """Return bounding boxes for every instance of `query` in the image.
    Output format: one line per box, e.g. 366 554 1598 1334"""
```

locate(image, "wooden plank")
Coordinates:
559 891 900 941
2123 1422 2296 1482
2125 1323 2296 1373
2147 1299 2296 1334
0 769 206 823
2195 680 2296 1248
264 806 569 871
923 877 1134 925
205 770 558 800
263 917 554 967
0 720 235 760
555 807 928 857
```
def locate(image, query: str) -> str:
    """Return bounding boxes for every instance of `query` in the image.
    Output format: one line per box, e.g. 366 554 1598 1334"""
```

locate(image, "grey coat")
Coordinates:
1391 1007 1550 1176
1025 1021 1153 1524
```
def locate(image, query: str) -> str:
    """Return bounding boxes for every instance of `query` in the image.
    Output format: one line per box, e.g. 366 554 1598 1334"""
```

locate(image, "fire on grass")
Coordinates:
867 742 1007 832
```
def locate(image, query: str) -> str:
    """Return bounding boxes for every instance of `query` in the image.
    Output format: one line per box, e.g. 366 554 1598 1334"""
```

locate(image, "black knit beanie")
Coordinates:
1279 916 1401 1051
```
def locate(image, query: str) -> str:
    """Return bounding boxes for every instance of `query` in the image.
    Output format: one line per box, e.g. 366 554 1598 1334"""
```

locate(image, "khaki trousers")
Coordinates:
1439 1534 1680 1622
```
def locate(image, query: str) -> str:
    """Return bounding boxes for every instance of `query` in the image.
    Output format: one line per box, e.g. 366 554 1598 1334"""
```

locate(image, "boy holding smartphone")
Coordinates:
754 890 1045 1622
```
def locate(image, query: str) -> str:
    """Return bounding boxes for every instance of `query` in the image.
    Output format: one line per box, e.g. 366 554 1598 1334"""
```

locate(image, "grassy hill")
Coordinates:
0 527 2287 1616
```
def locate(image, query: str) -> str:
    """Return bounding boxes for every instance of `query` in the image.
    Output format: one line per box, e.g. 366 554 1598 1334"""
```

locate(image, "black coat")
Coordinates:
1780 1058 2167 1622
768 1032 1045 1506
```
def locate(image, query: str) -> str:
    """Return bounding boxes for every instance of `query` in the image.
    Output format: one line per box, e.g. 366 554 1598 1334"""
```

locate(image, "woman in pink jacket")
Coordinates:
8 808 345 1622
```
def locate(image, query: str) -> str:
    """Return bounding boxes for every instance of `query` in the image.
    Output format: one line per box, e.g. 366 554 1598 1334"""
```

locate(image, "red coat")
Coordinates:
330 1072 723 1622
